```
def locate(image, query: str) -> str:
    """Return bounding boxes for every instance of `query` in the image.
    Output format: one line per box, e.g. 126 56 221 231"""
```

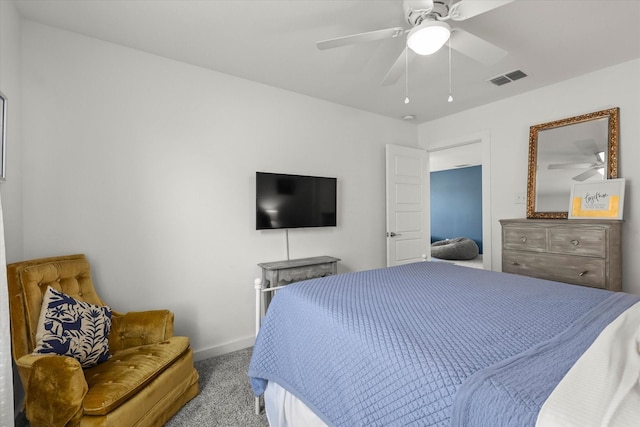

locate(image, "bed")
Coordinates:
248 261 640 426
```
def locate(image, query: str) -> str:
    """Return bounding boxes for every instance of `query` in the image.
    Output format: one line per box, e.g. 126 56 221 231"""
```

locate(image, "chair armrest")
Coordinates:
109 309 175 352
19 354 87 427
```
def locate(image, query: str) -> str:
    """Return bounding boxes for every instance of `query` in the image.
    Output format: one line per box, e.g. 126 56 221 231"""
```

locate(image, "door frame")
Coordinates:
426 130 492 270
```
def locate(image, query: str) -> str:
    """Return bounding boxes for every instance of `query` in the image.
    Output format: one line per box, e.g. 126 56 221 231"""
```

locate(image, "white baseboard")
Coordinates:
192 335 256 362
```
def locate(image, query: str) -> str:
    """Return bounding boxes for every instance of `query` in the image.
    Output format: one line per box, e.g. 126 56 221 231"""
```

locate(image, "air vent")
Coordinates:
505 70 527 81
488 69 528 86
489 76 511 86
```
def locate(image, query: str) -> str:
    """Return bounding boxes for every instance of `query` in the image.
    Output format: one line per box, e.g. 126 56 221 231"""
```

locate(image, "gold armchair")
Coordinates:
7 254 199 426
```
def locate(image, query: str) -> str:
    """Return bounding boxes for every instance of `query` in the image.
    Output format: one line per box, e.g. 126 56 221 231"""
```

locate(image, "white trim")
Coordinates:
0 194 14 424
192 336 255 362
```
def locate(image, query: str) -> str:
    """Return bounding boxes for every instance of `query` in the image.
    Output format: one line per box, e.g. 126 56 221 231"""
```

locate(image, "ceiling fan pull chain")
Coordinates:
447 36 454 103
404 43 410 104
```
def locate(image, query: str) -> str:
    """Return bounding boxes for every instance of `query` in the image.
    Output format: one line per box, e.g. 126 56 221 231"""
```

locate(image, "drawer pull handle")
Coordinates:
571 239 579 246
579 270 588 277
512 261 520 266
520 237 527 243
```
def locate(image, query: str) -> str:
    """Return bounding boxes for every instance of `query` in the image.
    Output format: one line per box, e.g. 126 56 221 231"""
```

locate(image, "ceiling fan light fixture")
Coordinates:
407 21 451 55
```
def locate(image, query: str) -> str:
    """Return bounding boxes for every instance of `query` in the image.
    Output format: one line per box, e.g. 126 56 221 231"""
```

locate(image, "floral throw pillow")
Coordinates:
34 286 112 368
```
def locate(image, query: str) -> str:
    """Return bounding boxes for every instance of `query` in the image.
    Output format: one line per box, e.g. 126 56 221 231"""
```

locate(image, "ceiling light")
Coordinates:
407 21 451 55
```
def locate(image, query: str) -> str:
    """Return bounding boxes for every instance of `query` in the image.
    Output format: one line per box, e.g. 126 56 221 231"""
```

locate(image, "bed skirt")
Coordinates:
264 381 328 427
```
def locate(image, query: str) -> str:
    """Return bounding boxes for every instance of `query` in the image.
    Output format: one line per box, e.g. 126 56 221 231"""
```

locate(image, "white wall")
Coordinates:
419 59 640 295
0 1 25 416
19 21 417 358
0 0 23 262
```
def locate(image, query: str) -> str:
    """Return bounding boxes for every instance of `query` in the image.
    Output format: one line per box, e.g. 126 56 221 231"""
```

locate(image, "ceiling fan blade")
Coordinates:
317 27 405 50
449 0 514 21
548 162 597 170
381 47 416 86
448 29 507 65
594 152 605 165
573 168 601 182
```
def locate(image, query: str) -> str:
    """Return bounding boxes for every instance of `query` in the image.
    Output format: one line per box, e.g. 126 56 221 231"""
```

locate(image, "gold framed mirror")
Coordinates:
527 107 619 219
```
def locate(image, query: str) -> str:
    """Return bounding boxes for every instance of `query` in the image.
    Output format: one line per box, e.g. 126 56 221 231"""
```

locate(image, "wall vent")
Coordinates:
488 69 528 86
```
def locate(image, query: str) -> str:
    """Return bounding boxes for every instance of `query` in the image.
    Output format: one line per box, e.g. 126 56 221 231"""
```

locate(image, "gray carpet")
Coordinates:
166 347 269 427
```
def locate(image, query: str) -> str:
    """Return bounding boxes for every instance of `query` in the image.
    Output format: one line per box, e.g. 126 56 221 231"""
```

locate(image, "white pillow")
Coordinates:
34 286 112 368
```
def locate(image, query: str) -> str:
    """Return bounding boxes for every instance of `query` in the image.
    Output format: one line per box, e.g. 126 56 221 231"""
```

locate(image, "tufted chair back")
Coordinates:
7 254 106 362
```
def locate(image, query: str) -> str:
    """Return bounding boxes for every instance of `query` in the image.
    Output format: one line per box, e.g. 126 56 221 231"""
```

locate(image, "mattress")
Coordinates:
249 262 639 426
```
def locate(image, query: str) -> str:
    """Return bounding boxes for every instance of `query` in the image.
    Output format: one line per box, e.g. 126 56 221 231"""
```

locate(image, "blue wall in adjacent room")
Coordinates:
430 165 483 253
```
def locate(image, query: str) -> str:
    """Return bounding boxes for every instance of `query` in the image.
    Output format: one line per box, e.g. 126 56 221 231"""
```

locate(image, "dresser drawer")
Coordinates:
503 226 547 252
548 227 606 257
503 251 606 289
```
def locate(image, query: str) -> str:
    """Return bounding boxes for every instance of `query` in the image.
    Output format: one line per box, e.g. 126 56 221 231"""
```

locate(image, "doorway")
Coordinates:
427 132 492 270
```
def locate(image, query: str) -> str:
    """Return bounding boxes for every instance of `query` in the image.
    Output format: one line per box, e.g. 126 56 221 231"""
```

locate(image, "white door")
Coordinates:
385 144 430 267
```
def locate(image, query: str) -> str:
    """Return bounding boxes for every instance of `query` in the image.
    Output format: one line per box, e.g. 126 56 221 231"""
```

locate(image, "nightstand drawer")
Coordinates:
503 251 606 289
277 262 336 284
503 226 546 252
548 227 606 257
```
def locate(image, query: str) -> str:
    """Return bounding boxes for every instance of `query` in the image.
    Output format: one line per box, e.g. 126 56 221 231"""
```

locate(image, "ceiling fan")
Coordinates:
547 151 606 182
316 0 514 85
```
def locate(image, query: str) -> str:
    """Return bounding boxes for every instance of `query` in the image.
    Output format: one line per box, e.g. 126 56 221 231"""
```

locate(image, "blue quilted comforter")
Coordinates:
248 262 639 426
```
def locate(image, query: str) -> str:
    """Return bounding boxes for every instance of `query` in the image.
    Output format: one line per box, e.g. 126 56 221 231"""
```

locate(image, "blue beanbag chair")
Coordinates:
431 237 479 261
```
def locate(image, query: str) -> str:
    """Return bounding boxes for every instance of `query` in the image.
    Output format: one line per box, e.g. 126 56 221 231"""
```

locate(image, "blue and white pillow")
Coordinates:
34 286 112 368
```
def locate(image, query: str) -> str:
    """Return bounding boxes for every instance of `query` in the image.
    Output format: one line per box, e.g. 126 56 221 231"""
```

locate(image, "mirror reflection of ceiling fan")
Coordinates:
547 151 606 182
316 0 514 85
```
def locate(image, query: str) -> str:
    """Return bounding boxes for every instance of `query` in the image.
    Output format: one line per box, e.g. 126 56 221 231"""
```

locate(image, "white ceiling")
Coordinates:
12 0 640 123
430 143 482 171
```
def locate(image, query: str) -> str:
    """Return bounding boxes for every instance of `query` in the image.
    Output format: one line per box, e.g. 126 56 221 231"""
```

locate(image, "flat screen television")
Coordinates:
256 172 337 230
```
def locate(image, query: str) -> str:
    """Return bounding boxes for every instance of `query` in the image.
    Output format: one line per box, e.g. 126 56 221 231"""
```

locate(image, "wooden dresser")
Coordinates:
500 219 622 291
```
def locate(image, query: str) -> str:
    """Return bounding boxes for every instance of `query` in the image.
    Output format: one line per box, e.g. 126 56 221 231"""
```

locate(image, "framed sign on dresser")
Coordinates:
500 219 622 291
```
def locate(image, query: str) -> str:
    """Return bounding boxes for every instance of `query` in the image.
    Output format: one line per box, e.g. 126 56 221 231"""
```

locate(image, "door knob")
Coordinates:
387 232 402 237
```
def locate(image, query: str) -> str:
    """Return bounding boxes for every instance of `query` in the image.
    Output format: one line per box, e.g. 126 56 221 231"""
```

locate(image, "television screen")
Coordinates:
256 172 337 230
